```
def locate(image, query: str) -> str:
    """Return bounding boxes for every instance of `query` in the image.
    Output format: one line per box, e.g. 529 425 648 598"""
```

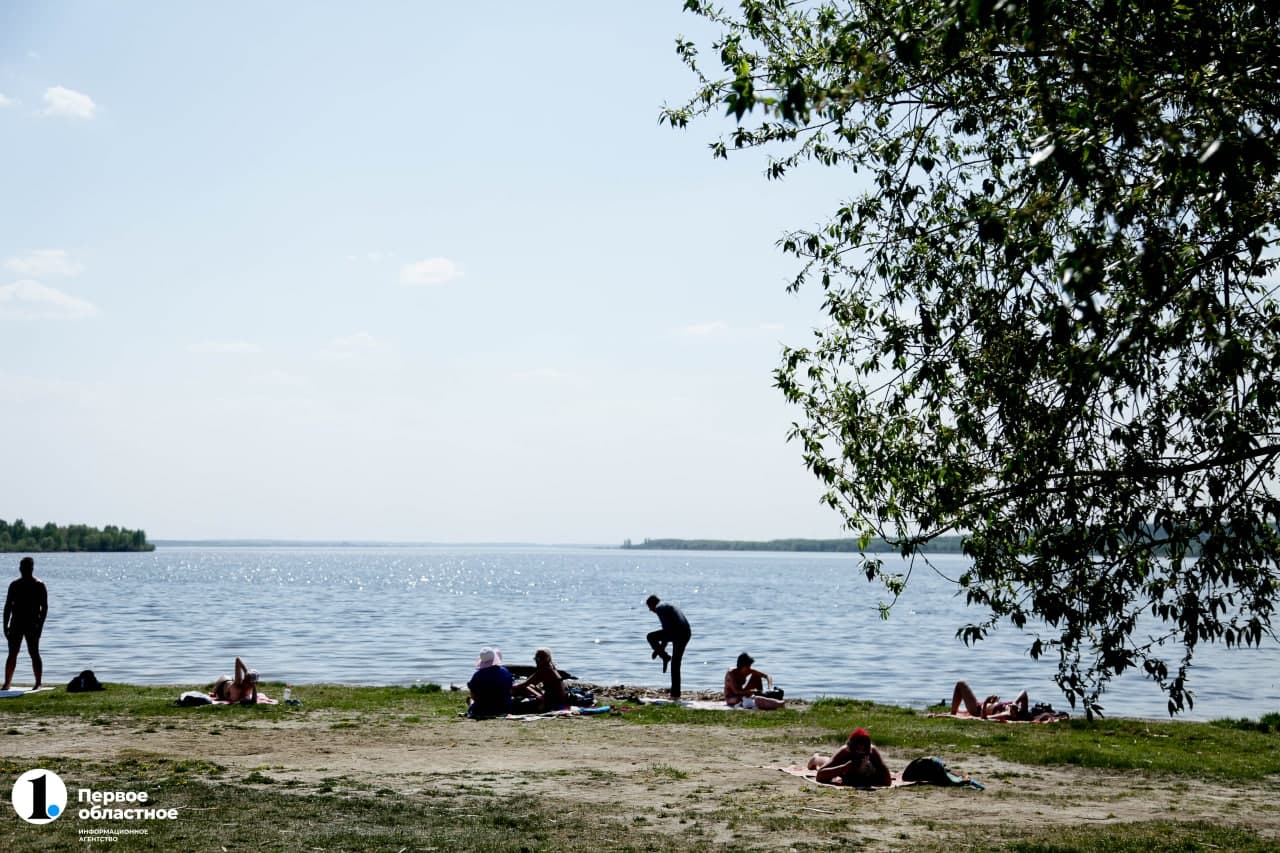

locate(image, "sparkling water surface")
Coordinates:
21 546 1280 721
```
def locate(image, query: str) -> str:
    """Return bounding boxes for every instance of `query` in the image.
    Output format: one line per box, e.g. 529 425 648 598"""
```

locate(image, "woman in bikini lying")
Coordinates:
212 657 259 704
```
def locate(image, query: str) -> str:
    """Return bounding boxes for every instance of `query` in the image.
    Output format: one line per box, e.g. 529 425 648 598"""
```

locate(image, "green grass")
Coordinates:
0 682 464 720
999 821 1280 852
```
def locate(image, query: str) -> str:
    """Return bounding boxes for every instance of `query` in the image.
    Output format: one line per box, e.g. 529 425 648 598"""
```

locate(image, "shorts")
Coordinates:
6 623 41 654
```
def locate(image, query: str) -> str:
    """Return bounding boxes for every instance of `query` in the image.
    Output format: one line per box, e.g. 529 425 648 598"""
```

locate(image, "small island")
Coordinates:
0 518 155 552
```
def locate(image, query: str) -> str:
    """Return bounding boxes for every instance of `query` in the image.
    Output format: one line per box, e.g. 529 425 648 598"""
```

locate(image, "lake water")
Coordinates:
16 545 1280 721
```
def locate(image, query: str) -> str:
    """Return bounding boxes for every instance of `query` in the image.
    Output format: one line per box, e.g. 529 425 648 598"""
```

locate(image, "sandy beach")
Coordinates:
4 685 1277 851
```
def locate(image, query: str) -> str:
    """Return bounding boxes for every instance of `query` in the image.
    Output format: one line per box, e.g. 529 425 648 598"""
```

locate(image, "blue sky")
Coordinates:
0 2 855 543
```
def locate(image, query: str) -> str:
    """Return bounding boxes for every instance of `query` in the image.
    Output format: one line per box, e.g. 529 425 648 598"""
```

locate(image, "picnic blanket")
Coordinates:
0 686 55 699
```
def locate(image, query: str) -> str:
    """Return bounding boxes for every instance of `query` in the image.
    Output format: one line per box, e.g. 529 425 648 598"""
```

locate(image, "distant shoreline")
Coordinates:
139 537 967 553
151 539 610 549
621 536 966 553
151 537 967 553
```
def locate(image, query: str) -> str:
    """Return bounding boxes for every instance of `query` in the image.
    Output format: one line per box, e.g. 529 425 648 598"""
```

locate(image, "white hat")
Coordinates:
476 646 502 669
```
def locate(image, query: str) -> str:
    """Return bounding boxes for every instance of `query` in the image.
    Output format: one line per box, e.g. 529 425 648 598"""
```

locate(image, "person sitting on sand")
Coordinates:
807 727 892 787
724 652 784 710
512 647 569 712
466 646 514 719
949 679 1031 721
213 657 259 704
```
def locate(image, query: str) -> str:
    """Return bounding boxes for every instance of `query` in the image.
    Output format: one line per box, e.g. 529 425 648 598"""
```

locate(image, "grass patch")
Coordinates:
646 763 689 781
997 820 1279 852
0 682 459 721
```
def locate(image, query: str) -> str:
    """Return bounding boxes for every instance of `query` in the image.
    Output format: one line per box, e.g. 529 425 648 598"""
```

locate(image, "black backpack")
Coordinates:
66 670 105 693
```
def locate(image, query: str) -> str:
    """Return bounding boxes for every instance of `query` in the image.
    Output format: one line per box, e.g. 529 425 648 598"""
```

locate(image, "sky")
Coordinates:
0 2 858 544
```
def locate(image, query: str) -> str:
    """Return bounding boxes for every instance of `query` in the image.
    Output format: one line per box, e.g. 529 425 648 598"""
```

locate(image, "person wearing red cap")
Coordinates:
807 727 892 787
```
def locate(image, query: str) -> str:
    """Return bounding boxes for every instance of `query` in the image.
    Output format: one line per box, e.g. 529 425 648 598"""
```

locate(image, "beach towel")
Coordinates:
926 710 1068 724
637 698 735 711
0 686 55 699
177 691 278 707
778 765 916 789
500 705 612 721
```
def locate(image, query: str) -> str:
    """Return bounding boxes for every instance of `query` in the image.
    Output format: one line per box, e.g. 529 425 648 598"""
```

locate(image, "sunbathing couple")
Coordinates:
466 646 568 718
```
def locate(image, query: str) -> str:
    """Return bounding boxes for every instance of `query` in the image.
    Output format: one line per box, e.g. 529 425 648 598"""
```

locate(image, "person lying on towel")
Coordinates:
212 657 259 704
808 727 892 787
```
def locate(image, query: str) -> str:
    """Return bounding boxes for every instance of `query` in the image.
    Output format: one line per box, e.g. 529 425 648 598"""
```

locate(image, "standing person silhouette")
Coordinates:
645 594 691 699
3 557 48 691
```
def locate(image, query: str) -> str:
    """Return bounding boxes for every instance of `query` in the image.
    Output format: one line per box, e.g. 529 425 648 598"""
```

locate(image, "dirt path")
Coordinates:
8 710 1279 850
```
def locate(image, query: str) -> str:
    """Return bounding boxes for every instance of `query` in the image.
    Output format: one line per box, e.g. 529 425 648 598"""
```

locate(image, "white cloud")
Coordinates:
0 93 12 108
400 257 462 286
186 341 262 354
4 249 84 278
675 321 729 337
0 280 96 318
43 86 97 119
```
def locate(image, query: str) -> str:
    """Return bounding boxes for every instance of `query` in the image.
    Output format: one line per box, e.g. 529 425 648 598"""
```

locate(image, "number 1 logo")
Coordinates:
11 769 67 824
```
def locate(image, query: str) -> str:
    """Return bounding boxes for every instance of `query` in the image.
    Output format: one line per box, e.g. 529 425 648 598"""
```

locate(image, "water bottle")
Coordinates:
283 684 292 703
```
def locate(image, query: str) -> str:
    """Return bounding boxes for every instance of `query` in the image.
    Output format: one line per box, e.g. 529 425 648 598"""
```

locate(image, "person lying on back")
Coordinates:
213 657 259 704
949 679 1030 721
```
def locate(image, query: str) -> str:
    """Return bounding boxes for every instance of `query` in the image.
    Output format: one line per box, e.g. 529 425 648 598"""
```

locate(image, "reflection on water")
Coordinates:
21 546 1280 720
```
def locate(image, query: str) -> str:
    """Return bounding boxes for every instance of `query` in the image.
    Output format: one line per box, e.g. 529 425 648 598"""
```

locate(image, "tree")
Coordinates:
664 0 1280 716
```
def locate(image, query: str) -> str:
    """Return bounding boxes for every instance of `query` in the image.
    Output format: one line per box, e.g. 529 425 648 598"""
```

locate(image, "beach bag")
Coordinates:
565 686 595 708
66 669 104 692
901 757 985 790
175 690 213 707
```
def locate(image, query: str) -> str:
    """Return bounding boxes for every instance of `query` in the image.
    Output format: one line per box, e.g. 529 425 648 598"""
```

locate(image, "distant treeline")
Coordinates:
0 518 154 552
621 536 967 553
